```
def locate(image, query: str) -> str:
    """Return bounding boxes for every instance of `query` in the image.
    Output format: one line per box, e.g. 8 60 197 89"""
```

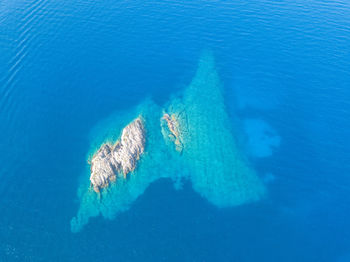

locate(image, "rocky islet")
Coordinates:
90 117 146 192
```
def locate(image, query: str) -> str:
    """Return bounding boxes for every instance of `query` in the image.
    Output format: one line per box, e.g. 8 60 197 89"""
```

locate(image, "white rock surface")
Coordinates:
90 117 145 192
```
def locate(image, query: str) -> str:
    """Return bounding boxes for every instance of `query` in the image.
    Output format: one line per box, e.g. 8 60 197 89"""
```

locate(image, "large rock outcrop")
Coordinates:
90 117 145 192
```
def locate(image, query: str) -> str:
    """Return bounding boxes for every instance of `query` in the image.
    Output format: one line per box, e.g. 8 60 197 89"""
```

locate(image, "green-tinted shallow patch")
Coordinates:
180 51 265 207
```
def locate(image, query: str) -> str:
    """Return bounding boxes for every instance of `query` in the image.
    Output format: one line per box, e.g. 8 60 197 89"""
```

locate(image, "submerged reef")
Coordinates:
244 118 281 158
90 117 145 192
71 51 265 233
161 111 187 153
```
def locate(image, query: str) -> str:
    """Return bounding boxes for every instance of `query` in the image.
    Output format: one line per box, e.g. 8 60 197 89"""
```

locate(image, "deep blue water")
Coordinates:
1 0 350 261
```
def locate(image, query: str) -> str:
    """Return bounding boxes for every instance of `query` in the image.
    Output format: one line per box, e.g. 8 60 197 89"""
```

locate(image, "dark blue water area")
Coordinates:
1 0 350 261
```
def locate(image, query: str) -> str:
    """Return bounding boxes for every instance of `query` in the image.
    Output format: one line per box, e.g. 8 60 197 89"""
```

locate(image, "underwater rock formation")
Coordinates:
90 117 145 192
161 113 184 152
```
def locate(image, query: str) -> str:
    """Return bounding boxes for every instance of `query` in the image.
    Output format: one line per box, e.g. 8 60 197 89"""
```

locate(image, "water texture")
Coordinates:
1 0 350 261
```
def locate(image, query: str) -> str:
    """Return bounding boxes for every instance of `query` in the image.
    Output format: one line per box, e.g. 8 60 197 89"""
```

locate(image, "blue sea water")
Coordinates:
1 0 350 261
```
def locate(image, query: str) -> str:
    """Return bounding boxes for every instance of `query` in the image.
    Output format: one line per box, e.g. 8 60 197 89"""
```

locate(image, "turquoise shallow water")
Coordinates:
1 0 350 261
71 52 265 232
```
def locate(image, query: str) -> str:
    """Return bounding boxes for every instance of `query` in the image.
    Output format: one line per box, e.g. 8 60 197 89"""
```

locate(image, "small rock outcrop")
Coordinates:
90 117 145 192
162 113 184 152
